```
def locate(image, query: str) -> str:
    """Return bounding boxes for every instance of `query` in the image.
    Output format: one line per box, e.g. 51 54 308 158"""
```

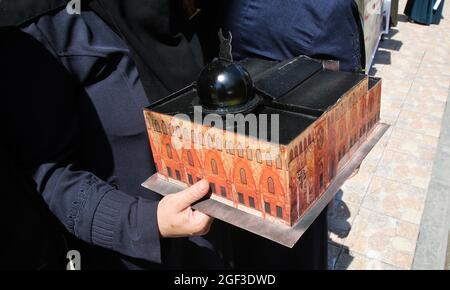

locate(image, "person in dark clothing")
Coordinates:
212 0 364 270
404 0 445 25
1 1 223 269
222 0 363 73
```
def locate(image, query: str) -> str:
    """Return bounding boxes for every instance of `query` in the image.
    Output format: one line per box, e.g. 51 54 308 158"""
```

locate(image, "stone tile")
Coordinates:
395 109 443 138
411 76 450 91
344 208 419 269
416 65 450 78
381 92 409 104
362 176 427 224
357 137 388 169
422 51 450 64
381 97 404 113
368 125 393 154
335 188 366 206
328 198 360 245
361 145 385 169
335 251 403 270
389 48 426 60
374 66 417 80
416 62 450 73
339 168 376 199
386 127 438 161
375 149 433 190
380 111 398 126
380 99 403 125
384 63 421 77
389 54 422 67
401 97 446 119
407 86 448 98
408 86 449 102
381 79 414 95
380 111 399 126
412 78 450 92
336 127 391 206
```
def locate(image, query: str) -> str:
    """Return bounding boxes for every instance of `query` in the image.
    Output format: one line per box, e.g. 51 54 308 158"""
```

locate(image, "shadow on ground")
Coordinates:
327 189 354 270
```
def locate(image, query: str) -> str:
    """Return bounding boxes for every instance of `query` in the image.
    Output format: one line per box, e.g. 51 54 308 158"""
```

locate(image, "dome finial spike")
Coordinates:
218 29 233 62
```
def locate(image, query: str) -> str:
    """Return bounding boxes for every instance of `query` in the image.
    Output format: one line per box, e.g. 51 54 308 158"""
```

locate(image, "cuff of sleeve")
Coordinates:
92 189 162 263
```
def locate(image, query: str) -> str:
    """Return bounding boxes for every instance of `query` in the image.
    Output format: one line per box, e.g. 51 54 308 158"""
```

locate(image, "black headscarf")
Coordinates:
0 0 207 102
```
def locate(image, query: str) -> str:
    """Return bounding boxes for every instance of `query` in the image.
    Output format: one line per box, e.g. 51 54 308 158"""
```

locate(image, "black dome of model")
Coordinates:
197 58 254 111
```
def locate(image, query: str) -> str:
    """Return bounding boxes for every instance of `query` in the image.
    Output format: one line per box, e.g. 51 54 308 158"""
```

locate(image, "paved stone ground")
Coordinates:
412 88 450 269
328 0 450 270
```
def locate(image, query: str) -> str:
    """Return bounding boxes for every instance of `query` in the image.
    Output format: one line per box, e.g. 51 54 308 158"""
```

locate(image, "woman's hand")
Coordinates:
157 179 214 238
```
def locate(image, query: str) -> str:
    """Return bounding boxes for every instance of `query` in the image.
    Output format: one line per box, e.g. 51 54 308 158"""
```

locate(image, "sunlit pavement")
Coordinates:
328 0 450 270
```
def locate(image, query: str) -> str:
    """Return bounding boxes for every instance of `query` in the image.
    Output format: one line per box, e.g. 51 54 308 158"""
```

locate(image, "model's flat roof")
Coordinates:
149 56 367 145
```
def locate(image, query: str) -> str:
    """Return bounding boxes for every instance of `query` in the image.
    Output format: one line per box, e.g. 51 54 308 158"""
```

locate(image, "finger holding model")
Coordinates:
157 179 214 238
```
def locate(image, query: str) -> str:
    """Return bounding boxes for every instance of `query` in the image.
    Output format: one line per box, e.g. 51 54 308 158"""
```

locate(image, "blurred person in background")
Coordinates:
405 0 445 25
